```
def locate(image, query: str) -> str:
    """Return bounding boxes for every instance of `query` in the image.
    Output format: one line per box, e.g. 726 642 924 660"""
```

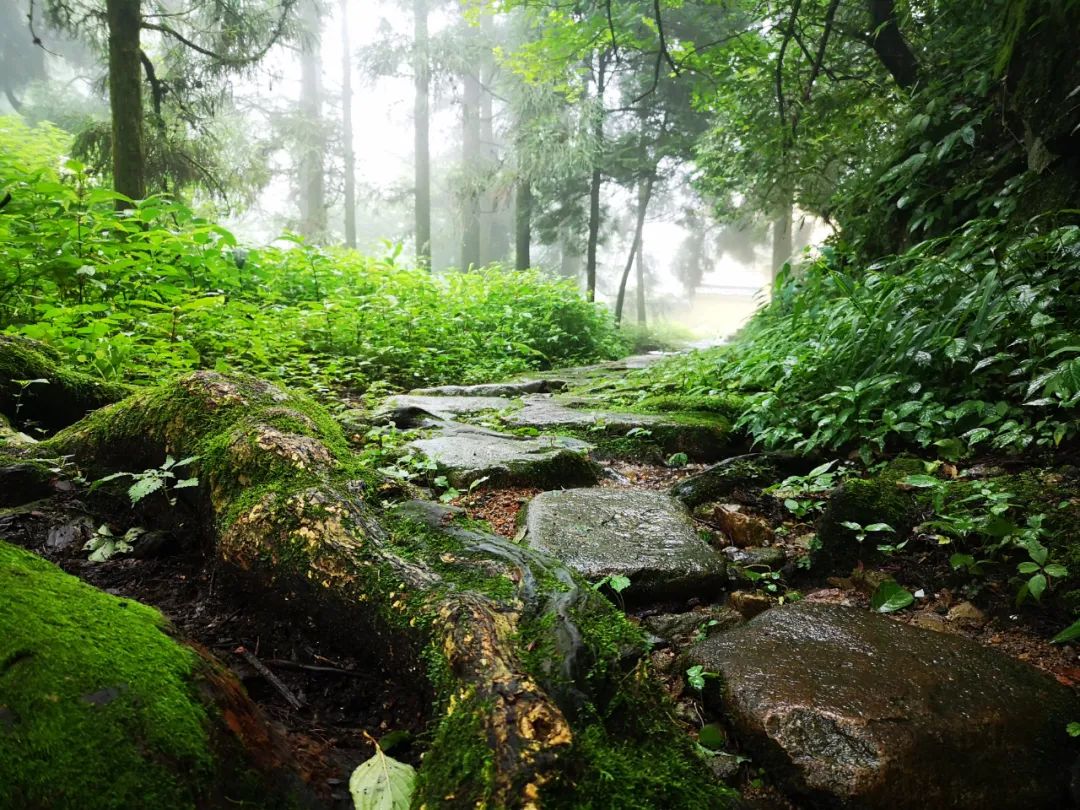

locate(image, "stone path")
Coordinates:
367 354 1080 809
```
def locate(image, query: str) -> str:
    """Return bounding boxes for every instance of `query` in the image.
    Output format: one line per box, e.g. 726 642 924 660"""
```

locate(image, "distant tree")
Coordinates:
297 0 326 239
413 0 431 268
37 0 300 203
339 0 356 247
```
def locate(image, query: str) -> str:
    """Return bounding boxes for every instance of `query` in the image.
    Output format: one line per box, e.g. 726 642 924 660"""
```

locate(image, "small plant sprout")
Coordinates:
839 520 896 549
91 455 199 506
1015 538 1068 606
685 665 719 691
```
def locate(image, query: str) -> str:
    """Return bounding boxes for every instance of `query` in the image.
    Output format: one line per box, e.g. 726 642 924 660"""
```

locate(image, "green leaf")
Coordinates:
1027 573 1047 601
173 477 199 489
1044 563 1069 579
1017 561 1040 574
686 665 706 691
864 523 894 533
869 580 914 613
607 574 631 593
839 521 863 531
348 745 416 810
128 476 165 503
1068 722 1080 737
698 723 727 751
1051 619 1080 644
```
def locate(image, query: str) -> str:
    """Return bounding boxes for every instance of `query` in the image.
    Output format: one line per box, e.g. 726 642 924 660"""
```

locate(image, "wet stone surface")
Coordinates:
408 380 563 397
687 601 1080 809
522 487 727 602
410 425 596 488
376 394 514 420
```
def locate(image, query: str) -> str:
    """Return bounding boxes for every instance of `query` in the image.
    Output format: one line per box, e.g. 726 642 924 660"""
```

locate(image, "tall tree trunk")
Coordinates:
340 0 356 248
635 223 647 325
106 0 145 204
413 0 432 270
514 179 532 270
298 0 326 240
867 0 919 89
584 52 608 302
460 68 482 269
771 191 793 282
614 174 654 324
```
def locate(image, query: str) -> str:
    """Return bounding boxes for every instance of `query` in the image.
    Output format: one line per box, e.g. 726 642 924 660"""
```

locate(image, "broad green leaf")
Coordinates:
1027 573 1047 601
1044 564 1069 579
865 523 894 533
1017 562 1041 574
1051 619 1080 644
349 745 416 810
870 580 914 613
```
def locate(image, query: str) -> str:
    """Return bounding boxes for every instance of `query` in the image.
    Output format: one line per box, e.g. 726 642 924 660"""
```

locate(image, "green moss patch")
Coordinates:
0 540 214 809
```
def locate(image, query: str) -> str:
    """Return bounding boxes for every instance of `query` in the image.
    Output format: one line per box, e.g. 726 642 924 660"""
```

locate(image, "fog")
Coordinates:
3 0 832 340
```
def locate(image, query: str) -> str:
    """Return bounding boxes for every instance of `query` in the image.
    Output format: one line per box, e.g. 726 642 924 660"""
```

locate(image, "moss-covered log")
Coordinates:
42 371 732 808
0 335 129 433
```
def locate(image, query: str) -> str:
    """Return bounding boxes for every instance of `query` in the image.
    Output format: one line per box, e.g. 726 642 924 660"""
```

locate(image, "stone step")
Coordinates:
521 487 727 603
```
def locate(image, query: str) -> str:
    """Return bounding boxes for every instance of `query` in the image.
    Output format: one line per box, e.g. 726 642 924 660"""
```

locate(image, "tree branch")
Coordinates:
867 0 919 89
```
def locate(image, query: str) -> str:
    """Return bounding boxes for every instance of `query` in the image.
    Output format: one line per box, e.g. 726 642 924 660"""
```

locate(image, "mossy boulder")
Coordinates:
815 462 922 572
0 541 308 810
0 335 129 434
671 453 801 508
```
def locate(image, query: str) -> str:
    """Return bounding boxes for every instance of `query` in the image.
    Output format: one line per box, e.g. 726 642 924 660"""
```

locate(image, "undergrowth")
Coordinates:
0 116 625 395
610 216 1080 462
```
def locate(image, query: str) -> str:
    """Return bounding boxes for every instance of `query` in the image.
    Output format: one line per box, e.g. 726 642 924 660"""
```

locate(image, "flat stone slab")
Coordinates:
380 393 514 419
522 488 727 601
409 380 564 397
505 395 660 431
687 601 1080 809
410 425 596 488
505 396 734 461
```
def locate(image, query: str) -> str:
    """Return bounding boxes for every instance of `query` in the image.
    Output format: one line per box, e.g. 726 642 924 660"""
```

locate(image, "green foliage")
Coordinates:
348 743 417 810
92 454 199 506
615 218 1080 460
869 580 915 613
0 116 624 394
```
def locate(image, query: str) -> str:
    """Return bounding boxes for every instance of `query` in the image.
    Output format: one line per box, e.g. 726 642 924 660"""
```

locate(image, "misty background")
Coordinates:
1 0 830 340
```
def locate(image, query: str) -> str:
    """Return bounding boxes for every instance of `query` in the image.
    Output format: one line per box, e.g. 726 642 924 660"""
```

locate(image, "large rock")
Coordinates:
687 601 1080 808
409 380 563 397
410 424 596 488
670 453 801 508
506 396 733 461
522 488 727 602
376 393 513 422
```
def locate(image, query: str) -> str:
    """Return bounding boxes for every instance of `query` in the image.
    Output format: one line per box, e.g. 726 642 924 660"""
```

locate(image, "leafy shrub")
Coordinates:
609 216 1080 460
0 116 624 393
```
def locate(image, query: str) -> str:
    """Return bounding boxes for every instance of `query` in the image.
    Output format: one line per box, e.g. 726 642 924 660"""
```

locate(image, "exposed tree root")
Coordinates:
7 359 731 807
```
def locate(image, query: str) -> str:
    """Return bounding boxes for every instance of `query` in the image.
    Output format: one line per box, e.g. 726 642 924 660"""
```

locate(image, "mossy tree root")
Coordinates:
44 371 730 809
0 335 129 434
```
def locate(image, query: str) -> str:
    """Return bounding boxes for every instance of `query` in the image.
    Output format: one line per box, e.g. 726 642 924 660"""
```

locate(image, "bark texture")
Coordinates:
106 0 145 203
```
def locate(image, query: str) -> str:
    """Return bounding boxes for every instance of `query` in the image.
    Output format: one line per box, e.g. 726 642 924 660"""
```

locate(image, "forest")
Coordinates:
1 0 1079 808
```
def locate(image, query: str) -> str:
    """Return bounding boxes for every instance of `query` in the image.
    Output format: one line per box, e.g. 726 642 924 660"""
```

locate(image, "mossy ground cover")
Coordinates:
0 540 215 809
